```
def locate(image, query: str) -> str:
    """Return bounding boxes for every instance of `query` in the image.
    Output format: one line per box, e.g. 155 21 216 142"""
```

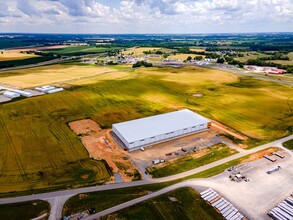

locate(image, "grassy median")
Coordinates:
103 188 223 220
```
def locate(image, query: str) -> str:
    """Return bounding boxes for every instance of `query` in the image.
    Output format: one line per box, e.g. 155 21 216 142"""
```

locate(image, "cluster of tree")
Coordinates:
132 61 153 68
185 56 203 62
107 61 118 65
143 50 170 58
259 52 290 61
216 58 225 63
107 50 120 56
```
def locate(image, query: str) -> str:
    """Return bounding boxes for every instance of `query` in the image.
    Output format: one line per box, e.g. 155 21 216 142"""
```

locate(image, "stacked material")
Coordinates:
200 188 245 220
35 85 56 92
35 85 64 94
47 88 64 94
3 91 21 99
268 195 293 220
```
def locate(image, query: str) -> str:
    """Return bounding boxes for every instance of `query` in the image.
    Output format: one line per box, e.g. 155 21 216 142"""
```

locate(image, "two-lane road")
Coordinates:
0 134 291 206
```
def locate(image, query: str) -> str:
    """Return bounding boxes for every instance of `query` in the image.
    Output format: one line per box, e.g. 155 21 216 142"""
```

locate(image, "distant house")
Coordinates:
266 68 286 75
245 65 286 74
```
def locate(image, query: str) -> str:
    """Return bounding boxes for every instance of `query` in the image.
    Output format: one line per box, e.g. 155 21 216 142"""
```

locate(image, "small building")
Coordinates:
112 109 211 151
3 91 21 99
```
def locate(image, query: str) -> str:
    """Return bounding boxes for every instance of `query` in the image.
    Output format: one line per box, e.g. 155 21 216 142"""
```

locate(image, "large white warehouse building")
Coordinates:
112 109 211 151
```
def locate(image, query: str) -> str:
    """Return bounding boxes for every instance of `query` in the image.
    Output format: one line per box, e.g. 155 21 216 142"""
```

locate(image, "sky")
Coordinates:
0 0 292 34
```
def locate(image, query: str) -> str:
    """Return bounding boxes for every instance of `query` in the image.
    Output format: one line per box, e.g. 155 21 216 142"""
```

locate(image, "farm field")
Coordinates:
122 47 160 55
103 188 223 220
268 60 293 65
146 144 238 178
169 53 205 60
0 200 50 220
0 52 38 61
235 51 293 65
122 47 174 56
0 64 118 88
0 56 56 69
42 46 122 56
235 52 270 63
0 64 292 193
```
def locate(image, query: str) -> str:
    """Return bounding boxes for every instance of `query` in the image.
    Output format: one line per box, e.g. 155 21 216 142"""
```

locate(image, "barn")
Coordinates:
112 109 211 151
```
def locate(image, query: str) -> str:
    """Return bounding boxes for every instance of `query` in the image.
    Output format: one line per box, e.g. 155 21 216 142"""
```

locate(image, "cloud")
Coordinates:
0 0 292 33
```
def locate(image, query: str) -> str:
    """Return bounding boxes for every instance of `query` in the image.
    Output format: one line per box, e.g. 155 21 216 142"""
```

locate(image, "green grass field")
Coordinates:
147 144 238 178
0 200 50 220
0 64 292 194
42 46 122 56
103 188 223 220
283 139 293 150
0 56 55 68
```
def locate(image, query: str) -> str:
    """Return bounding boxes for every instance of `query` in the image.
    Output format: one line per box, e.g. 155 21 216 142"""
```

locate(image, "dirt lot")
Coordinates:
199 149 293 219
210 121 248 141
69 119 139 182
131 130 224 169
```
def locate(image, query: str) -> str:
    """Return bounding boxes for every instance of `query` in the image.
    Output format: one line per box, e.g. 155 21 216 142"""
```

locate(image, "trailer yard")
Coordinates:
201 149 293 219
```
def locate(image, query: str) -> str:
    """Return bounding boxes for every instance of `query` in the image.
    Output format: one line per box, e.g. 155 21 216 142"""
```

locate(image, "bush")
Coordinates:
132 61 153 68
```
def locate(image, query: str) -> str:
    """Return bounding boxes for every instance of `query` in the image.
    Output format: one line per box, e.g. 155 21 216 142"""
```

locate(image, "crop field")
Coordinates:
0 52 38 61
0 95 112 193
0 64 292 193
269 60 293 65
0 64 118 88
235 52 270 63
0 56 56 69
122 47 173 56
104 188 223 220
42 46 122 56
169 53 205 60
0 200 50 220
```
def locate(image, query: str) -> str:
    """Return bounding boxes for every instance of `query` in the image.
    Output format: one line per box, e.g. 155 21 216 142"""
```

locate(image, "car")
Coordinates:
145 171 148 174
140 147 145 151
160 159 165 163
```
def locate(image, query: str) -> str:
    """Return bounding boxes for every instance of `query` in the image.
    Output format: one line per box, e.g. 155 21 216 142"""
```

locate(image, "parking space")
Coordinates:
204 150 293 219
130 130 224 169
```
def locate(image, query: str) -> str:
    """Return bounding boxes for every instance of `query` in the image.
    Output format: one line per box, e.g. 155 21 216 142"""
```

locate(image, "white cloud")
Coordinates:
0 0 292 33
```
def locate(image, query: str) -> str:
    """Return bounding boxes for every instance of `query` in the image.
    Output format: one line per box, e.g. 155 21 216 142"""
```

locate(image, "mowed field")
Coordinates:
0 52 39 61
0 64 292 193
0 64 118 88
122 47 171 56
104 187 223 220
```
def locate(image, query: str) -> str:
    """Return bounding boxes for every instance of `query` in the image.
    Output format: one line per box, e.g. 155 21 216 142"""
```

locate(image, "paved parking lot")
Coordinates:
130 130 224 169
198 150 293 219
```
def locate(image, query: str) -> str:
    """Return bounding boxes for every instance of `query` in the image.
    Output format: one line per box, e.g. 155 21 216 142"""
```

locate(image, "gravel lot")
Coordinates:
130 130 223 169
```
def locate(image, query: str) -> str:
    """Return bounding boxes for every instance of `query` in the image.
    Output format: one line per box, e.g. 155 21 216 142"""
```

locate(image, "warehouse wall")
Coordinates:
116 122 209 151
112 126 130 149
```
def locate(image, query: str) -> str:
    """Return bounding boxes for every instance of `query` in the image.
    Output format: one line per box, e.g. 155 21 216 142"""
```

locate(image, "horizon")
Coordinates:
1 32 293 35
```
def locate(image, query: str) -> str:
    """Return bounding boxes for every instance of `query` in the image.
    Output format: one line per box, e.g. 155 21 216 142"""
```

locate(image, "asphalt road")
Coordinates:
82 138 293 220
0 134 291 206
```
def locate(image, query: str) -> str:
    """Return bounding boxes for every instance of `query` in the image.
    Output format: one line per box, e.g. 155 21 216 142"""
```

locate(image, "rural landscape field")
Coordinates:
0 1 293 219
0 61 292 194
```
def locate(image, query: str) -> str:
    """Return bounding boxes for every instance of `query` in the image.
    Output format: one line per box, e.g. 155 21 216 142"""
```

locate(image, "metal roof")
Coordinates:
113 109 210 143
